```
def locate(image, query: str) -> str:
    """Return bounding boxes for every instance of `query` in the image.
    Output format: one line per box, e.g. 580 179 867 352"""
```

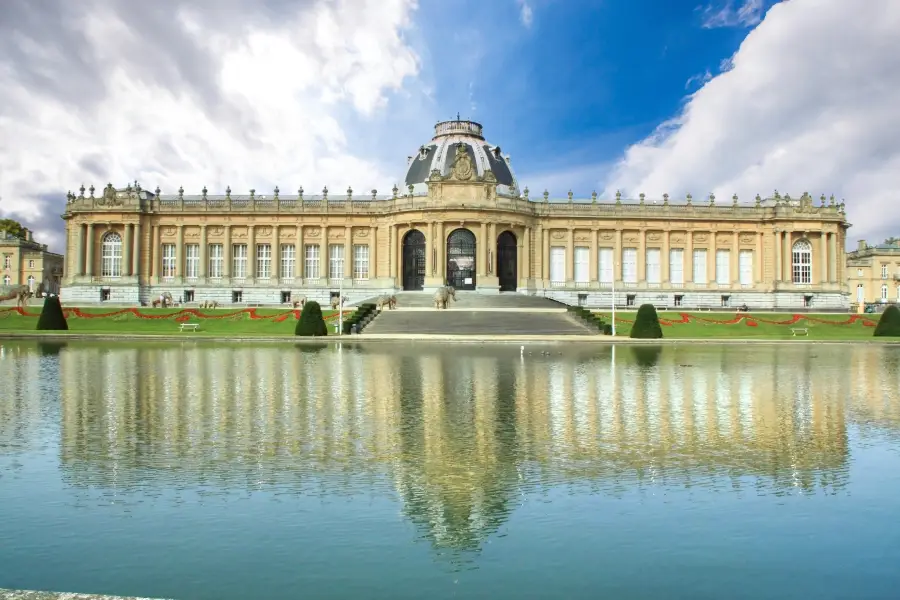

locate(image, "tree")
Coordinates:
295 300 328 336
883 237 900 247
630 304 663 339
0 218 26 238
36 295 68 331
873 305 900 337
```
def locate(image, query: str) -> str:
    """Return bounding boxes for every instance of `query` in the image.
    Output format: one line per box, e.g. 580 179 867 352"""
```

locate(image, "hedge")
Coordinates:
630 304 663 339
295 301 328 336
36 295 68 331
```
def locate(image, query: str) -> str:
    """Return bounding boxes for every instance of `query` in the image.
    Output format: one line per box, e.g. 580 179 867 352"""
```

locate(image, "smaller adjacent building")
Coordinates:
0 229 64 294
846 239 900 305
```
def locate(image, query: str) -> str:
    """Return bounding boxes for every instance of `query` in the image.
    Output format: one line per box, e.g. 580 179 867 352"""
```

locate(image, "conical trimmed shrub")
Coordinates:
295 300 328 336
36 295 68 331
630 303 663 339
873 305 900 337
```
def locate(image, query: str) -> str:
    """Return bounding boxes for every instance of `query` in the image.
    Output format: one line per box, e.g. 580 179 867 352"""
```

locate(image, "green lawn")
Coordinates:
0 306 347 336
593 310 882 340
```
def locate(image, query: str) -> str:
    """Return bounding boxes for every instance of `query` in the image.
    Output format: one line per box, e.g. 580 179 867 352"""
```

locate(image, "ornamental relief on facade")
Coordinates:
163 227 177 237
647 232 662 242
551 231 566 240
185 228 200 238
256 226 272 237
575 234 590 243
739 235 755 245
306 228 321 238
600 232 614 241
694 234 708 242
209 227 224 237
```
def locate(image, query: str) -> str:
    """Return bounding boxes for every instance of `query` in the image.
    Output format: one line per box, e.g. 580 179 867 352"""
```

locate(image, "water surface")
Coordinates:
1 341 899 600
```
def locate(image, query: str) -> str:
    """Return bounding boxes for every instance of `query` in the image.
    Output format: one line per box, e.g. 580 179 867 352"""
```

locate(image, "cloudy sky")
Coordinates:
0 0 898 253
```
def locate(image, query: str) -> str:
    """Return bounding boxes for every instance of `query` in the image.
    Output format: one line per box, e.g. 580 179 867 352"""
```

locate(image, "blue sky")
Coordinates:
0 0 898 252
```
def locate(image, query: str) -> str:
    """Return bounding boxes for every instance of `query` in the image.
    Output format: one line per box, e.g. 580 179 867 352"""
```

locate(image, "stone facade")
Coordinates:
1 229 63 294
846 239 900 305
60 120 851 310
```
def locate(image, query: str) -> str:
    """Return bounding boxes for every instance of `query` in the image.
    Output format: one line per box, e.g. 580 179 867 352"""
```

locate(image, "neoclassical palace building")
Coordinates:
61 118 851 308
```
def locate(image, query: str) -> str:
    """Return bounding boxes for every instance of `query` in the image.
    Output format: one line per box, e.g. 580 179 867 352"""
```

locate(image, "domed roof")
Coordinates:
403 118 519 196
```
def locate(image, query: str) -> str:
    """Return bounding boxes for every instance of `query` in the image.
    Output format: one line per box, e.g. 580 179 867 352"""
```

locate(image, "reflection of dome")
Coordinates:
403 118 518 196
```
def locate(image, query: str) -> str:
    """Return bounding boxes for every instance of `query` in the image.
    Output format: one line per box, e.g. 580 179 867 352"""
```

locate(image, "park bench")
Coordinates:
654 305 669 311
179 323 200 332
790 327 808 337
696 305 713 312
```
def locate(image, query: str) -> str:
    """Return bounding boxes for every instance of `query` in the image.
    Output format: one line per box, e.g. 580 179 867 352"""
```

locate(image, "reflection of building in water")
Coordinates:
846 345 900 437
49 342 883 551
0 342 51 452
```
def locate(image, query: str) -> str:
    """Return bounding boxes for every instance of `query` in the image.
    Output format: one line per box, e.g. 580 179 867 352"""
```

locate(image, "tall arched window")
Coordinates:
101 232 123 278
791 239 812 284
27 275 35 292
881 284 888 302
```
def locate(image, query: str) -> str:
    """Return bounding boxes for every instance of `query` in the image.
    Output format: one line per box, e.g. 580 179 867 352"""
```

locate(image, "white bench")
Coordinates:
654 305 669 311
696 305 713 312
790 327 808 337
179 323 200 332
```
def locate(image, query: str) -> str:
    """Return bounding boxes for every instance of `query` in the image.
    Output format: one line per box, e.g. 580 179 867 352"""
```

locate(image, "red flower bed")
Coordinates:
598 311 877 329
0 306 351 322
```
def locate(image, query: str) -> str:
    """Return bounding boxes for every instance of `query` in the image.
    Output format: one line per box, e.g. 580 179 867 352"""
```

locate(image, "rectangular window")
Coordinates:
646 249 661 284
329 244 344 280
549 246 565 283
183 290 194 303
598 248 614 283
882 264 888 279
669 249 684 285
208 244 223 279
184 244 199 279
857 284 864 303
622 248 637 283
256 243 272 280
792 245 812 284
281 244 296 280
353 244 369 280
232 244 247 279
715 250 730 285
232 290 243 303
739 250 753 285
161 244 176 279
2 256 10 269
882 285 888 301
574 246 590 283
693 250 707 284
28 260 34 269
674 294 683 307
304 245 320 279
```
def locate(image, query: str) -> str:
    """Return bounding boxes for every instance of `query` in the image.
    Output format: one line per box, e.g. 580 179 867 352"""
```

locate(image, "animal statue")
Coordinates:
151 292 174 308
376 295 397 310
433 286 456 309
331 295 349 310
0 285 30 309
292 296 307 309
200 300 219 309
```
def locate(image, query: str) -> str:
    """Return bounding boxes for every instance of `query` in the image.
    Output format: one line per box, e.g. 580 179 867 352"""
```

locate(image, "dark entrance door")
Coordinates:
402 229 426 291
497 231 518 291
446 228 476 290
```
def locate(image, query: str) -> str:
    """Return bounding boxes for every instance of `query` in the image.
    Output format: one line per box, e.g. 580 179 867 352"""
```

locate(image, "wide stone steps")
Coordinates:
371 291 566 309
364 309 596 335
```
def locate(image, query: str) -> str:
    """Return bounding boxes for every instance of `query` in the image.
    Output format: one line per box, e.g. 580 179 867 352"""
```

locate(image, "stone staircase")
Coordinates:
361 292 596 336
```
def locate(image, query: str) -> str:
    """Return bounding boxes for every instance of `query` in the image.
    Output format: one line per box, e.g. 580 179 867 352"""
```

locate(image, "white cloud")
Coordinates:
517 0 534 28
0 0 427 251
701 0 765 28
604 0 900 243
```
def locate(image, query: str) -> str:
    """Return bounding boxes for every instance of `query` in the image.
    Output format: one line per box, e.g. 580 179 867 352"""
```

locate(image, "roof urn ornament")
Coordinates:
686 193 692 205
226 186 232 200
732 193 738 206
755 194 762 207
615 190 622 205
663 193 669 205
543 189 549 202
347 186 353 201
829 194 835 206
820 194 826 207
371 189 378 201
391 184 398 199
155 186 161 197
178 186 184 200
639 192 645 205
407 184 414 196
298 186 304 200
249 189 256 201
202 186 208 200
592 191 598 203
322 186 328 201
79 184 85 198
568 190 573 202
709 193 715 205
88 184 95 198
274 186 280 200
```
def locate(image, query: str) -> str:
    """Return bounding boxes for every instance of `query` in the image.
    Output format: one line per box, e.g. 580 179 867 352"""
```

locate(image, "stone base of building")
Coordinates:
532 288 850 311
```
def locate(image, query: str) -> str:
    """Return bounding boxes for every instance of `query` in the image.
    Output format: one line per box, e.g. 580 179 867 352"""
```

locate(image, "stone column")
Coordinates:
389 224 397 280
369 225 377 281
540 225 548 283
566 228 574 283
755 231 763 283
319 226 327 281
223 225 232 279
638 229 646 283
435 222 444 281
175 225 184 278
124 223 133 277
199 225 208 279
828 232 837 282
76 224 85 277
820 232 828 285
425 222 433 277
662 230 670 284
247 225 255 280
344 225 352 280
151 225 159 280
614 229 623 282
273 225 281 281
479 222 487 277
132 222 142 279
707 231 715 284
590 229 599 284
732 232 739 285
783 231 792 283
85 223 95 278
296 225 304 280
685 230 693 284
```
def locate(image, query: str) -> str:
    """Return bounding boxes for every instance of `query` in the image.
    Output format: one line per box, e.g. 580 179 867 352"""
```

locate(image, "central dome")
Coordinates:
403 118 518 195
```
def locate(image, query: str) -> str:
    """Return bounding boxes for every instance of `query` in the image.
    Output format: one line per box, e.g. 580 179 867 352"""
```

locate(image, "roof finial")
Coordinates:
456 111 460 121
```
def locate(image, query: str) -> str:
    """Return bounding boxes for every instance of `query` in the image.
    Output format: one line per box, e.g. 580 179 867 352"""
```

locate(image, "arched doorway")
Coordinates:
446 228 476 290
497 231 517 291
402 229 426 290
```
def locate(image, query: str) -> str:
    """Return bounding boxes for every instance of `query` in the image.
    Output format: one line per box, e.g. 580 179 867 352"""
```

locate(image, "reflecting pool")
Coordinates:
1 341 899 600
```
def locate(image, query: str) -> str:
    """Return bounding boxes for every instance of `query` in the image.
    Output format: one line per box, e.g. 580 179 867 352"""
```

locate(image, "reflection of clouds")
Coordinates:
5 342 900 552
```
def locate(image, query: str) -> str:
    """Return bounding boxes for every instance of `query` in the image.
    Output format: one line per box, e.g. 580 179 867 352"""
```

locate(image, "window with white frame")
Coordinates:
792 240 812 284
304 245 320 279
857 284 864 303
549 246 565 283
739 250 753 285
329 244 344 280
574 246 590 283
2 275 9 286
669 249 684 285
184 244 200 279
161 244 176 279
715 250 730 285
598 248 614 283
232 244 248 279
646 249 661 284
881 284 888 302
27 275 35 291
882 264 888 279
281 244 296 280
208 244 223 279
622 248 637 283
28 260 34 269
256 244 272 279
353 245 369 280
2 256 10 269
692 249 707 284
101 232 123 278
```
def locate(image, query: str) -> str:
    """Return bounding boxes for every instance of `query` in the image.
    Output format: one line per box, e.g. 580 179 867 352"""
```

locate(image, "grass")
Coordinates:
593 310 881 340
0 306 347 336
